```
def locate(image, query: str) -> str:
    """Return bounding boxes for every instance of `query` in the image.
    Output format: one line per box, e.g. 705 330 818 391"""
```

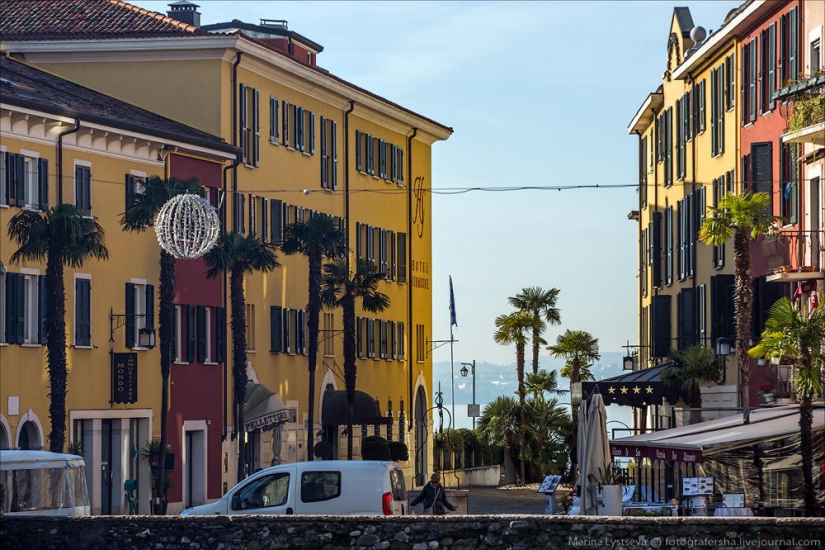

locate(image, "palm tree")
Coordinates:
749 298 824 517
204 231 279 481
547 329 600 477
281 215 346 461
524 395 572 479
8 204 108 452
663 345 724 409
699 190 779 421
120 175 201 510
493 310 539 485
320 257 390 460
525 369 567 400
476 395 520 469
509 287 561 374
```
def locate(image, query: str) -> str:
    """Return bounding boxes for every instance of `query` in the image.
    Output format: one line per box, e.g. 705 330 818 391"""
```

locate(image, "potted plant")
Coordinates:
760 384 777 404
588 463 623 516
141 440 173 514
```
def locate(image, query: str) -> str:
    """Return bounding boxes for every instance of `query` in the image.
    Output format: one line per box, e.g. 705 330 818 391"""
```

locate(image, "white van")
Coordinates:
0 450 91 516
180 460 408 516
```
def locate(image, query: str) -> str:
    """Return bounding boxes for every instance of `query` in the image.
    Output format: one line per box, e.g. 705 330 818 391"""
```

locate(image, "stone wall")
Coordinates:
2 515 823 550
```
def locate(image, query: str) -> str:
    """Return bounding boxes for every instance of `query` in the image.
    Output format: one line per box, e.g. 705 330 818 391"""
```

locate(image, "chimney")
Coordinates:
167 1 201 28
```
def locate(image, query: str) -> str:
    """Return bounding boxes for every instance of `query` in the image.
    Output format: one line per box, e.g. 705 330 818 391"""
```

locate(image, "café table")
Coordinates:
713 507 754 517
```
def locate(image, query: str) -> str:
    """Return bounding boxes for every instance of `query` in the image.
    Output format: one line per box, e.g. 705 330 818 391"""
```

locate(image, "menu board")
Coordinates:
538 475 562 493
682 476 714 495
722 493 745 508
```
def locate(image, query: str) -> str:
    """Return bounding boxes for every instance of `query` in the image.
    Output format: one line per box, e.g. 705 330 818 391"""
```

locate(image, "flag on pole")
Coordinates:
449 276 457 327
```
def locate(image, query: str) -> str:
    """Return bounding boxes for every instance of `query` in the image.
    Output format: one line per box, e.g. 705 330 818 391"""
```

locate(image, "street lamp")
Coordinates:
460 360 477 430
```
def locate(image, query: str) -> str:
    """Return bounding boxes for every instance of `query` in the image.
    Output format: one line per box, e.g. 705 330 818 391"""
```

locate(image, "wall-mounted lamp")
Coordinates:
138 327 156 348
715 337 733 357
623 351 639 371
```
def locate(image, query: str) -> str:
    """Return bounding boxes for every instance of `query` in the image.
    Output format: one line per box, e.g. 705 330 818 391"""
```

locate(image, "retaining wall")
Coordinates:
2 515 823 550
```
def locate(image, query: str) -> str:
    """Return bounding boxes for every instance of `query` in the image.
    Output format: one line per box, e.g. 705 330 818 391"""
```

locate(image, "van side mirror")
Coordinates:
231 494 242 510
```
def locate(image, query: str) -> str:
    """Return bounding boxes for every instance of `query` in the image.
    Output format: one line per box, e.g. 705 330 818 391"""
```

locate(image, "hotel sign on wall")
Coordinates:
112 353 138 404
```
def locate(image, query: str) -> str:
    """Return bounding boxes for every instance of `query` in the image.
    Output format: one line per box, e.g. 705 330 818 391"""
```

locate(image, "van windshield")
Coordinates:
2 464 88 513
390 468 406 501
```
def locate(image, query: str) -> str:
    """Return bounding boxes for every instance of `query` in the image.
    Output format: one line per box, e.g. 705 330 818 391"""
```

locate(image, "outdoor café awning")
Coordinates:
581 363 688 408
610 405 823 463
322 389 392 426
243 382 289 432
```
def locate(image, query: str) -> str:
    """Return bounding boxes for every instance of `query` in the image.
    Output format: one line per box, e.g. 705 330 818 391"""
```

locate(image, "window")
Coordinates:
710 64 724 156
197 306 212 363
4 271 44 345
282 100 291 148
392 145 404 186
357 317 364 358
811 37 822 75
724 54 735 111
269 96 280 143
323 312 334 356
125 172 146 212
3 152 48 210
697 284 707 345
640 136 648 207
665 205 673 285
301 471 340 503
74 276 91 347
676 97 684 179
239 84 260 166
125 281 154 349
270 306 283 353
270 199 283 245
788 7 798 81
779 143 799 224
292 105 314 154
397 321 405 361
379 320 388 359
174 305 182 362
397 233 407 283
185 305 195 362
367 318 375 359
379 229 388 277
664 108 673 187
743 39 757 125
246 303 256 351
416 324 425 363
75 163 91 216
296 309 306 355
233 472 290 510
283 307 291 354
766 24 777 112
234 192 245 234
319 117 338 190
640 228 648 298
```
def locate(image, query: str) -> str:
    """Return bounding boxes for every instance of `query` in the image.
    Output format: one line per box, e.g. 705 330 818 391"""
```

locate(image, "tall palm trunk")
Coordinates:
733 228 753 421
516 342 526 485
531 324 541 375
155 251 175 511
45 245 67 453
306 252 322 461
797 345 817 516
230 265 247 481
342 293 356 460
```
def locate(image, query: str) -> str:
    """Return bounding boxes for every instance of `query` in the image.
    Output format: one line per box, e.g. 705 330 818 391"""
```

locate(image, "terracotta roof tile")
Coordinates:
0 0 208 40
1 56 235 153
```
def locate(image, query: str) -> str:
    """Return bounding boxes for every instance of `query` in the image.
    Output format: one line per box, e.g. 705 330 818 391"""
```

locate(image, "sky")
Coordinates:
136 0 742 422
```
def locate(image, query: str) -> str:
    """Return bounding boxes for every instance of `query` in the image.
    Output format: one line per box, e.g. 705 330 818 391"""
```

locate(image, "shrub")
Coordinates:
361 435 390 461
314 441 333 460
388 441 409 462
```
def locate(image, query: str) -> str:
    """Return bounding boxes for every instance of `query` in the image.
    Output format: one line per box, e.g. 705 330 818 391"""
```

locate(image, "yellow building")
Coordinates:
0 55 237 514
1 0 452 509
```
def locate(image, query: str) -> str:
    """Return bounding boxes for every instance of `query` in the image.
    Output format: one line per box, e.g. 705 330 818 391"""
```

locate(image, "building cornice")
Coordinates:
628 92 664 135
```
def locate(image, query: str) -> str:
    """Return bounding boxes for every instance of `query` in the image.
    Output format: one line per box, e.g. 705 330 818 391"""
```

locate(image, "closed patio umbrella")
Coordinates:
582 393 611 515
576 398 590 512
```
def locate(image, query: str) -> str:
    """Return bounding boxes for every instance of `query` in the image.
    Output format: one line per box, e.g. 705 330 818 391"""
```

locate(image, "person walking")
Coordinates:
410 473 457 515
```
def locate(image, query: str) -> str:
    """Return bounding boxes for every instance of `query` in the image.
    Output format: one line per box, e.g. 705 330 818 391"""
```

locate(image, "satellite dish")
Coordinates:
690 26 707 44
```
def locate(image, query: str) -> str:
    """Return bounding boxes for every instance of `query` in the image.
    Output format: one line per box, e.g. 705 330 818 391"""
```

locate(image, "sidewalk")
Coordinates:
464 485 550 515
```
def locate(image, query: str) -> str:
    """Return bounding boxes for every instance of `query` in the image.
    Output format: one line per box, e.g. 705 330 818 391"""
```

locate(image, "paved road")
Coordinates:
464 486 555 515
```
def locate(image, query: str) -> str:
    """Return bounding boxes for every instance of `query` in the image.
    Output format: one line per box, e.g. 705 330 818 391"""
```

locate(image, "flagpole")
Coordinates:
450 315 455 428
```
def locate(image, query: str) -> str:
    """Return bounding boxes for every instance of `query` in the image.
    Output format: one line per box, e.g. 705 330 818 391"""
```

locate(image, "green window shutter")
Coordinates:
320 116 328 188
38 159 48 210
283 308 291 354
216 307 226 363
186 305 195 363
768 23 776 110
253 88 260 167
270 199 282 244
38 275 47 345
145 285 154 331
7 273 24 344
331 120 338 190
309 111 315 155
397 233 407 283
270 96 279 142
197 305 206 363
76 278 91 347
125 283 135 348
749 39 757 123
790 144 798 224
750 141 773 199
270 306 282 352
239 84 248 162
699 80 706 132
262 197 269 243
356 130 362 172
125 174 135 212
14 154 24 207
788 7 797 79
282 101 290 147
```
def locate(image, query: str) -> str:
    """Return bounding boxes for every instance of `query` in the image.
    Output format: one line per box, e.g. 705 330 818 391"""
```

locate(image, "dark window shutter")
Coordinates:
125 174 135 212
282 101 290 146
270 306 282 352
679 288 695 349
651 294 671 358
750 141 773 198
790 143 799 224
216 307 226 362
262 197 269 242
309 111 315 155
145 285 154 332
270 96 279 141
283 308 291 354
14 155 24 207
270 199 282 244
397 233 407 283
753 276 785 341
1 152 8 205
6 273 24 344
711 274 736 343
651 212 662 288
76 278 91 347
331 120 338 190
253 89 260 166
356 130 362 171
239 84 248 160
357 317 364 358
186 305 195 362
788 7 798 79
768 23 776 110
38 275 46 345
172 306 178 361
125 283 135 348
699 80 706 132
38 159 48 210
397 148 404 185
749 39 757 123
196 306 206 362
320 116 328 188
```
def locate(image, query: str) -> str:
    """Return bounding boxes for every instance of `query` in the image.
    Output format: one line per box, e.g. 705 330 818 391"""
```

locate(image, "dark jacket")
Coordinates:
410 481 456 515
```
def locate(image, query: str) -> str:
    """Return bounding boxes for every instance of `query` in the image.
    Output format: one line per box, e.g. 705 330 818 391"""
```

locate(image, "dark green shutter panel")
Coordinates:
38 159 48 210
270 306 282 352
331 120 338 190
699 80 706 132
125 283 136 348
397 233 406 283
1 152 8 205
38 275 46 345
216 307 226 363
145 285 154 332
309 111 315 155
270 199 282 244
14 155 24 207
76 278 91 347
651 294 671 359
125 174 135 212
750 142 773 198
171 307 178 361
749 39 757 123
196 305 206 362
282 101 290 146
711 274 736 343
320 116 327 187
679 288 695 349
789 144 799 223
186 305 195 362
651 212 662 288
6 273 24 344
253 88 260 166
788 7 797 79
355 130 362 171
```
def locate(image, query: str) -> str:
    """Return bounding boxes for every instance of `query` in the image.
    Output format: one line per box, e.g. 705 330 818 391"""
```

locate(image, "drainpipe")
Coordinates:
406 127 417 432
57 118 80 205
344 101 355 272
